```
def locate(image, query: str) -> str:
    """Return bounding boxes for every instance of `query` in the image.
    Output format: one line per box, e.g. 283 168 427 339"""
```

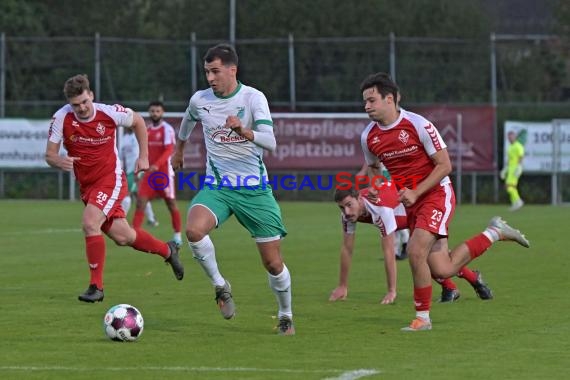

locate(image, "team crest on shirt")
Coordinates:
371 136 380 144
398 130 409 145
236 107 245 118
96 123 105 136
72 120 79 127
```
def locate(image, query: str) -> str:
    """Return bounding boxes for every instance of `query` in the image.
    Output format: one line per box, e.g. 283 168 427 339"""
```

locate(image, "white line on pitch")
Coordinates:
323 369 381 380
0 228 81 236
0 366 323 373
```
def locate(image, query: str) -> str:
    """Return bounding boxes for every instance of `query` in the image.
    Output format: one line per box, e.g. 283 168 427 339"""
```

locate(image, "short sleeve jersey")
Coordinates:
48 103 134 187
341 184 408 237
147 121 176 172
183 82 274 186
361 109 450 190
507 140 524 169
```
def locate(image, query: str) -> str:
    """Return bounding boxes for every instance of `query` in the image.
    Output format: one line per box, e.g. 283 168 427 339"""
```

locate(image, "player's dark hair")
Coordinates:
359 72 399 102
148 100 165 110
63 74 90 99
204 44 239 67
334 187 360 203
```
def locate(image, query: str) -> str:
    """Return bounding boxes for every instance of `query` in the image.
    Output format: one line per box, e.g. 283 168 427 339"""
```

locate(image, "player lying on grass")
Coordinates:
330 184 494 304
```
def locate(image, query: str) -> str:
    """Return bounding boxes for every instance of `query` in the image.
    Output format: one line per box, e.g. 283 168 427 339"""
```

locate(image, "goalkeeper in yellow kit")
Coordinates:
500 131 525 211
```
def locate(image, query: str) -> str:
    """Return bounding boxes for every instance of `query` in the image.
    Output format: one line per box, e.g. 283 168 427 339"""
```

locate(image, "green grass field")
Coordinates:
0 200 568 379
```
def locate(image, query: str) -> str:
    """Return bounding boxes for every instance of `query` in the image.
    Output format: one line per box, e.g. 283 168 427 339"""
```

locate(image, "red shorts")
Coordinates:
138 170 176 200
406 183 455 237
80 174 128 232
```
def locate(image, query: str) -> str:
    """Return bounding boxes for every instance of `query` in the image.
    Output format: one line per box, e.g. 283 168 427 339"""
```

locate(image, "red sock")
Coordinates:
433 276 457 290
171 208 181 233
132 210 144 229
465 233 493 259
413 285 432 312
131 228 169 258
457 266 478 284
85 235 105 289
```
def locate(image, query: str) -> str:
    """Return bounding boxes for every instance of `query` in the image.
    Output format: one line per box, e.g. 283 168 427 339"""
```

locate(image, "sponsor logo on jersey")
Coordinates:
212 128 247 143
71 135 112 145
380 145 419 160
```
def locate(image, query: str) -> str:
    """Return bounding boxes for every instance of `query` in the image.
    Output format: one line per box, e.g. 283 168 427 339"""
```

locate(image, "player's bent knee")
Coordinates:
111 234 131 246
263 260 284 275
430 268 453 279
82 221 101 236
186 227 207 242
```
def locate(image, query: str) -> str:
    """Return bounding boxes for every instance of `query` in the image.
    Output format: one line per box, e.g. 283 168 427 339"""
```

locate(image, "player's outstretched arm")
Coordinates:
380 233 397 305
329 232 355 301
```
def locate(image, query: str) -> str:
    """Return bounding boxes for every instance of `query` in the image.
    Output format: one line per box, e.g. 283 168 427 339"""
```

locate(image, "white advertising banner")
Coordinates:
0 119 51 168
504 120 570 172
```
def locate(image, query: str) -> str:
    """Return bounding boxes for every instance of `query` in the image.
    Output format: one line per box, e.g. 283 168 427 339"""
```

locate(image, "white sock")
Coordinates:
399 229 410 243
188 235 225 287
121 195 132 214
144 202 156 222
416 311 430 322
268 265 292 319
173 232 182 242
483 227 500 243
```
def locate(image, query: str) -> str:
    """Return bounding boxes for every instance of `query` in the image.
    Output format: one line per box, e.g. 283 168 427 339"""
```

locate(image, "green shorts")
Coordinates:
190 186 287 239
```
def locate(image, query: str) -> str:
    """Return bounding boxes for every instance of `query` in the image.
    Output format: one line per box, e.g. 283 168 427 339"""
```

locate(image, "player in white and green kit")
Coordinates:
172 44 294 335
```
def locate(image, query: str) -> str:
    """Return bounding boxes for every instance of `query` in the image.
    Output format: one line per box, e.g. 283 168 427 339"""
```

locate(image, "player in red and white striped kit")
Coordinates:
330 184 494 305
45 74 184 303
132 101 182 246
359 72 530 331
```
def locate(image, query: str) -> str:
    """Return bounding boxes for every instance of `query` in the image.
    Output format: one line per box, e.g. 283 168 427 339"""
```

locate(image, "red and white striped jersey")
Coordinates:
147 121 176 173
361 108 450 190
48 103 133 187
342 185 408 237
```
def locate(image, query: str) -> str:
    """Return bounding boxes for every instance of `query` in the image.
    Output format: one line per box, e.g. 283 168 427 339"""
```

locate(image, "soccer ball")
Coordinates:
103 304 144 342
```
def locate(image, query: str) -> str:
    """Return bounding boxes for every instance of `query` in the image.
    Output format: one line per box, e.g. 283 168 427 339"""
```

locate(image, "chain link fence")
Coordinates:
1 33 567 117
0 32 568 203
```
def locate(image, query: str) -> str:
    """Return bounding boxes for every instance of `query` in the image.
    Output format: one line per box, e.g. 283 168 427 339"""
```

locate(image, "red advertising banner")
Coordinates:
266 115 367 170
414 105 495 171
162 105 494 172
